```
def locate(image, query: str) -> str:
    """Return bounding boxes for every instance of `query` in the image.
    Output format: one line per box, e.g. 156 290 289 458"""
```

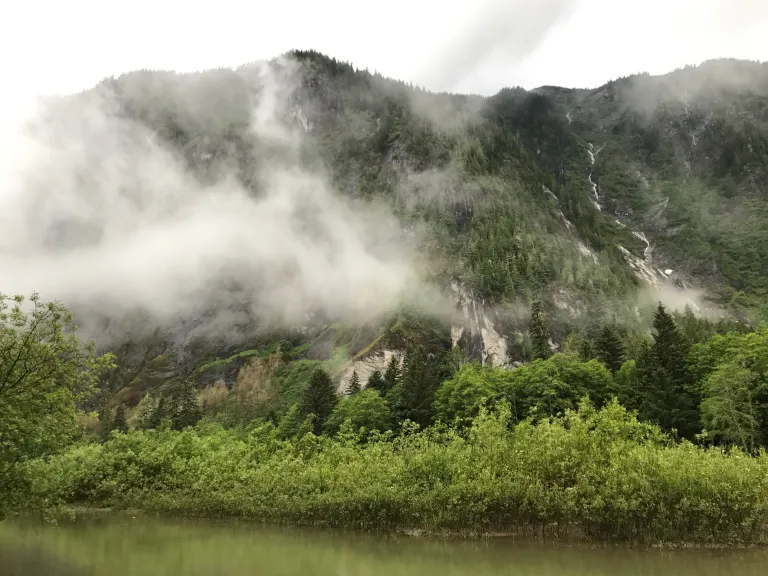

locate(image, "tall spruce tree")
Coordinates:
99 403 114 440
636 303 699 439
172 379 202 430
400 345 442 428
113 404 128 434
366 369 385 392
595 325 625 374
347 370 361 395
149 396 167 429
529 300 551 360
300 368 338 435
383 355 401 393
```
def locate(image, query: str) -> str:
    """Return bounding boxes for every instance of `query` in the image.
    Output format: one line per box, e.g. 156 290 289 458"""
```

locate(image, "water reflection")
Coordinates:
1 516 766 576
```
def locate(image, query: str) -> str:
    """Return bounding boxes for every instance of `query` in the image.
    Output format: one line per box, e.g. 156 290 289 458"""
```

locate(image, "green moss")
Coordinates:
275 360 325 413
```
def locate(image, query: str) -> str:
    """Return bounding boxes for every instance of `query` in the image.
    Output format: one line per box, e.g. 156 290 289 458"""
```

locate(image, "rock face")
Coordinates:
338 349 401 393
450 281 508 367
336 281 511 390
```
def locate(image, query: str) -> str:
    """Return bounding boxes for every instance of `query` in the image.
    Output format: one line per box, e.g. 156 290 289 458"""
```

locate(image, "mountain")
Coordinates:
13 51 768 406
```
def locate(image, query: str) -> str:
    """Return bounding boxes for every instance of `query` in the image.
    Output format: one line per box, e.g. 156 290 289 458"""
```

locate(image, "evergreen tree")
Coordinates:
579 338 595 362
400 345 442 428
366 369 385 392
529 300 551 360
701 361 761 451
149 396 167 429
300 368 338 435
595 325 625 374
347 370 361 395
636 303 699 439
277 403 314 440
383 355 401 392
98 403 114 441
113 404 128 434
172 380 201 431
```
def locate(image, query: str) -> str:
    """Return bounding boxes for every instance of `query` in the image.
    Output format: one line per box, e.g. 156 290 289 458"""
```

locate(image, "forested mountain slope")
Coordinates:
21 51 768 407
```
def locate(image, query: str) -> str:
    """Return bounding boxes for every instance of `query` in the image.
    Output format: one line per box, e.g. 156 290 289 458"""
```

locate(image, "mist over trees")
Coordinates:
2 52 768 543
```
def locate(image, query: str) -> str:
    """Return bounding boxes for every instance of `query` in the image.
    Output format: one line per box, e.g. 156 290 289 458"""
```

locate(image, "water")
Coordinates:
1 515 767 576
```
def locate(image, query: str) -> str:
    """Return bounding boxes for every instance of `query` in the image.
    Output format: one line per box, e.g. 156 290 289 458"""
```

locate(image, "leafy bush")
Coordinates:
25 400 768 544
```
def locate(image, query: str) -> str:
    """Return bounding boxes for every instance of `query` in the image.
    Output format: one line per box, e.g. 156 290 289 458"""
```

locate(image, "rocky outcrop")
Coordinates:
450 281 508 367
337 349 401 393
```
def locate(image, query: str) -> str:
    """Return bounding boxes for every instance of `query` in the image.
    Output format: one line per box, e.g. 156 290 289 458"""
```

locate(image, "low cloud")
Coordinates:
0 57 432 341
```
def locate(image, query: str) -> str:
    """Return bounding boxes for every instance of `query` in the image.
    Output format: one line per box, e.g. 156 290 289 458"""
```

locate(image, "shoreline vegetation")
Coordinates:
3 56 768 558
22 400 768 547
3 293 768 549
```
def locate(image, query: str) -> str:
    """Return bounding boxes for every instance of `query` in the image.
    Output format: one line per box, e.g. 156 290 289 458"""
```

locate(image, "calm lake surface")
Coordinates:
1 515 767 576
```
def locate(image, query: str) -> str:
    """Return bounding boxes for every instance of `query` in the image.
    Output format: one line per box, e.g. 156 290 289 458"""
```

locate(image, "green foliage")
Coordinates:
382 355 401 393
366 369 385 392
636 304 700 439
276 403 314 441
172 380 202 431
529 301 551 360
324 389 392 437
346 370 360 395
8 57 768 542
300 368 338 435
400 345 443 428
130 394 160 430
149 397 168 430
433 363 503 425
25 400 768 545
690 326 768 446
701 362 761 451
435 354 613 425
274 359 325 413
595 325 625 374
0 292 114 513
113 405 128 435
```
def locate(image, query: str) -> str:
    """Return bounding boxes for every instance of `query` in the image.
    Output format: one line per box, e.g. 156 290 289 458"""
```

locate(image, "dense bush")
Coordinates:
26 400 768 545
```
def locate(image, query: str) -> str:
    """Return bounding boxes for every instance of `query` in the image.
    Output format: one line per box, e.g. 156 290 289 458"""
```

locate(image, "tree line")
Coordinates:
3 290 768 543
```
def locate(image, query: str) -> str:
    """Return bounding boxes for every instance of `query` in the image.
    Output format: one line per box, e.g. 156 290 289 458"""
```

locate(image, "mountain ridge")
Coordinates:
5 50 767 406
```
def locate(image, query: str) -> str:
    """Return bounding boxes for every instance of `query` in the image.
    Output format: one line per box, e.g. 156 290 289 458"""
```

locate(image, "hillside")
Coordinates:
13 51 768 408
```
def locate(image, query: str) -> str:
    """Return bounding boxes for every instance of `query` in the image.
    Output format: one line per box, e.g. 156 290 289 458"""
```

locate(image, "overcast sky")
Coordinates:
1 0 766 121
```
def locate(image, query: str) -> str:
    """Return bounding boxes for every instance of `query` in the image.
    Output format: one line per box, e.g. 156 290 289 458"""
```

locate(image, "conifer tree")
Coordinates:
529 300 551 360
149 396 167 429
172 379 202 431
347 370 361 395
366 369 385 392
99 403 114 440
383 355 401 392
400 345 441 428
300 368 338 435
595 325 625 374
579 338 595 362
636 303 699 439
113 404 128 434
